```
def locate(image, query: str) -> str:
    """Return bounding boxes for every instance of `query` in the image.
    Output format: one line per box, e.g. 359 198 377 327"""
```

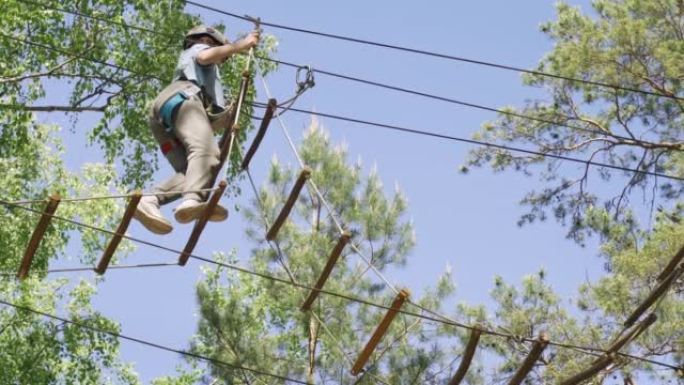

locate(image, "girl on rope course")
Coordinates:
134 25 260 234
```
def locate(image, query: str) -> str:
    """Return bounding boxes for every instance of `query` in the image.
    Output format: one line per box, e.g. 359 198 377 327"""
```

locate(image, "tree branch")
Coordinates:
0 104 107 112
0 58 77 84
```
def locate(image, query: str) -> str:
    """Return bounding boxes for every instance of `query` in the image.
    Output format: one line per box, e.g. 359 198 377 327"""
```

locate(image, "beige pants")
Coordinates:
149 81 220 205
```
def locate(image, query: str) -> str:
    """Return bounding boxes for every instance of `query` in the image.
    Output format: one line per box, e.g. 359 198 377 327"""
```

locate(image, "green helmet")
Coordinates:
184 25 229 48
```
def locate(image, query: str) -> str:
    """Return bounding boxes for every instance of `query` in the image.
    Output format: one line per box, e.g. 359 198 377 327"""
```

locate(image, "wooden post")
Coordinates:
656 244 684 281
300 231 352 311
351 289 410 375
624 264 682 327
95 192 142 275
17 195 61 280
560 313 657 385
507 332 550 385
241 98 277 170
266 168 311 241
178 181 228 266
448 327 482 385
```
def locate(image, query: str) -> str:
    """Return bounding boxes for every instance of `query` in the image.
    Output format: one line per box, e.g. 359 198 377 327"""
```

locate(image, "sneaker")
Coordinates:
174 198 229 224
133 195 173 234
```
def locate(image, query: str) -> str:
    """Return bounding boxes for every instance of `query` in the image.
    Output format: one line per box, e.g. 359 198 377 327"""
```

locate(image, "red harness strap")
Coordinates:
160 138 183 155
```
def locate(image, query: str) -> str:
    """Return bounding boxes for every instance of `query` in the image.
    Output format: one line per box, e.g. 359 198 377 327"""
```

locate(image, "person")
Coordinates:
134 25 260 234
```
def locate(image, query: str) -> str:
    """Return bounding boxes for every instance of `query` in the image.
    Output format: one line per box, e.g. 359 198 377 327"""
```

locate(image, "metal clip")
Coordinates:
296 65 315 93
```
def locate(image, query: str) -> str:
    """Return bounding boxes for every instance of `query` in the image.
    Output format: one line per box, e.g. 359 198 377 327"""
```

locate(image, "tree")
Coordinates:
1 1 275 382
459 1 684 383
463 0 683 244
1 0 274 189
0 111 140 384
187 121 465 384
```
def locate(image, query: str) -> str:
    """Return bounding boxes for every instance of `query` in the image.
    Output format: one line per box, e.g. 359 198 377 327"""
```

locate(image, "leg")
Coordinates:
149 117 189 205
172 96 221 202
133 117 183 234
171 96 227 223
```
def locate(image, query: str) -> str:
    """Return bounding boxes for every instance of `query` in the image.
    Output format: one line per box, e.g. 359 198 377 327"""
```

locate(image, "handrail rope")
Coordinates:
20 0 684 102
5 29 680 183
0 262 179 276
6 187 219 205
182 0 684 102
0 198 680 372
248 102 684 183
0 298 311 384
13 2 677 150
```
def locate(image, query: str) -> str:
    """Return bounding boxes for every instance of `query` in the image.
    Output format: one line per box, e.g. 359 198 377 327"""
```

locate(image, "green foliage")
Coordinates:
464 0 684 244
459 1 684 382
0 112 139 383
190 121 459 384
1 0 276 189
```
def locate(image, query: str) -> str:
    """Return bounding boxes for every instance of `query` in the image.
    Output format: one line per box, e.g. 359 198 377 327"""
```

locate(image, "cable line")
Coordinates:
0 31 163 81
249 102 684 183
0 298 311 384
13 26 675 183
6 187 218 206
0 198 680 373
263 57 681 149
183 0 684 102
15 3 679 151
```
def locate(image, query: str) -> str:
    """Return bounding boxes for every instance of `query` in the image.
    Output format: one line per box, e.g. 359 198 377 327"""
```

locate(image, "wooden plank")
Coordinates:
241 98 277 170
351 289 410 375
17 195 61 280
178 181 228 266
656 243 684 281
95 191 142 275
300 231 352 311
448 327 482 385
508 332 550 385
266 167 312 241
560 313 657 385
624 263 682 327
559 354 614 385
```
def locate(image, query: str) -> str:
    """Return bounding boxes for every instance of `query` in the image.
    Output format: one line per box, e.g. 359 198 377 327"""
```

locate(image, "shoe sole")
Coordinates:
133 210 173 235
175 203 229 224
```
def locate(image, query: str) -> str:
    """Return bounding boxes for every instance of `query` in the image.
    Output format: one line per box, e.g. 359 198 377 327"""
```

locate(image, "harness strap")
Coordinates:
160 92 188 132
160 137 183 155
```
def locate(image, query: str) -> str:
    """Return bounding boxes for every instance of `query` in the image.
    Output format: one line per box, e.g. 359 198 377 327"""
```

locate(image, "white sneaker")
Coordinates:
174 199 228 224
133 195 173 234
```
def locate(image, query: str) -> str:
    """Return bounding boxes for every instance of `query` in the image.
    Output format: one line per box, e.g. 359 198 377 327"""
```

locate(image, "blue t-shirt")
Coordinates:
173 43 225 107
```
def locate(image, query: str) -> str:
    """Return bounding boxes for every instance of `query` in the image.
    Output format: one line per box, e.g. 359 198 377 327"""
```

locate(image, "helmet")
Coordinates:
184 25 229 47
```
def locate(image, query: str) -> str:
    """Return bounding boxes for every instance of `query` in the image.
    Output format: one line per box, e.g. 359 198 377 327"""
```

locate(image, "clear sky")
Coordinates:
44 0 663 383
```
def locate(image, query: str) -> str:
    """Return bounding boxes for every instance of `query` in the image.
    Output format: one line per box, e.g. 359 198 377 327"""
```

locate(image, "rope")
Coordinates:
262 57 681 149
252 57 402 296
0 298 311 384
249 102 684 183
8 7 679 152
0 198 680 372
182 0 684 102
6 187 219 205
0 262 179 276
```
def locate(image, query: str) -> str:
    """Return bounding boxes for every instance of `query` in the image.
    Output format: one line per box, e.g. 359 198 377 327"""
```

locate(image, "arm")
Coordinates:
196 31 260 65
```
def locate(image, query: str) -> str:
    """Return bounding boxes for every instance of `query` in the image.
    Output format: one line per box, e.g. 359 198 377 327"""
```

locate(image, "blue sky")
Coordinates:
42 0 667 383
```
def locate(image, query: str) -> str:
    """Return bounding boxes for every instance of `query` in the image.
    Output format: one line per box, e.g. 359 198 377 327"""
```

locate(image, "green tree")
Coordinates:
0 111 140 384
187 122 462 384
1 0 275 382
464 0 683 244
459 1 684 383
1 0 274 189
